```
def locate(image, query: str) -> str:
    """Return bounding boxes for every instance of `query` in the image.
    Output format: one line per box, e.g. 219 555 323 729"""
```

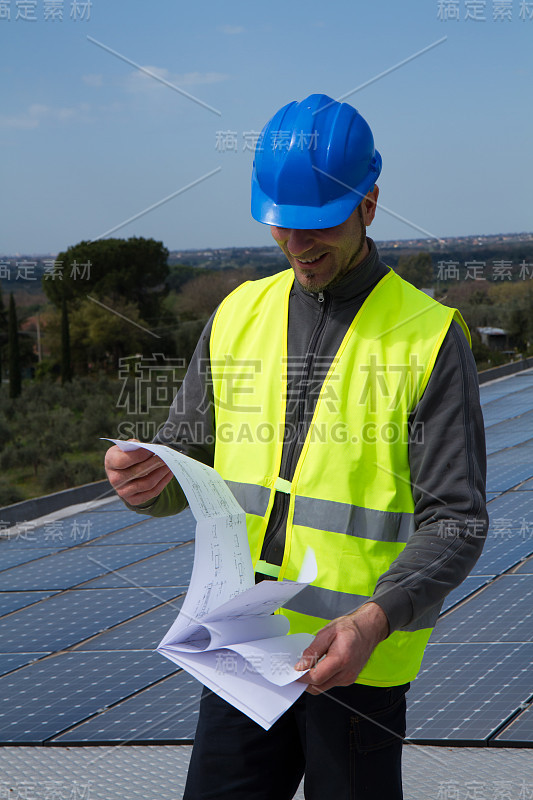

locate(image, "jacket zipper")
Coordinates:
261 290 330 567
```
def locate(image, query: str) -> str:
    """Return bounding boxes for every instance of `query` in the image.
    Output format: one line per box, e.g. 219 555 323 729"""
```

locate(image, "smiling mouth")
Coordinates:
293 253 327 268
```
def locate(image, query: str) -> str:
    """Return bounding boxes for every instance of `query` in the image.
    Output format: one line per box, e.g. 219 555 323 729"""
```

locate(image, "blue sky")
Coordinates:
1 0 532 255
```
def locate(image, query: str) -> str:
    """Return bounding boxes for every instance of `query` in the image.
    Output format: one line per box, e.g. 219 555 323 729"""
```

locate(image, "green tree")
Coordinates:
175 269 253 321
8 294 21 398
502 286 533 352
42 237 169 322
0 284 6 383
61 294 72 384
395 253 434 289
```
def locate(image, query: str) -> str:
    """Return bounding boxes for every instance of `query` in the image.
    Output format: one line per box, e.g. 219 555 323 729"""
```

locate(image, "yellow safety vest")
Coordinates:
210 268 470 686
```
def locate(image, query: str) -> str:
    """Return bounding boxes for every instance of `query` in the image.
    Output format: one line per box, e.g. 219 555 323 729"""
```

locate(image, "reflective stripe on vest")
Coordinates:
225 480 415 543
210 267 469 686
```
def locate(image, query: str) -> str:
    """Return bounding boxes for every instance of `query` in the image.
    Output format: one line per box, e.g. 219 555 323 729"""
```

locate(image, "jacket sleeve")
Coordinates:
123 314 216 518
370 320 488 633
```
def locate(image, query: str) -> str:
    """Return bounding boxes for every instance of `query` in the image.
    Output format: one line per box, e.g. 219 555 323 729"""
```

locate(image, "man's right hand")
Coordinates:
104 442 173 507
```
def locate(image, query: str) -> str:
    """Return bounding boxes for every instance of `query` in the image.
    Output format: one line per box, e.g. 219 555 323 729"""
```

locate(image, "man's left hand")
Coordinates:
294 602 390 695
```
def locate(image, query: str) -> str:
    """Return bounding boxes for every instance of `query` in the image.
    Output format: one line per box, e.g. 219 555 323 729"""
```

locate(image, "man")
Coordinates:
105 94 487 799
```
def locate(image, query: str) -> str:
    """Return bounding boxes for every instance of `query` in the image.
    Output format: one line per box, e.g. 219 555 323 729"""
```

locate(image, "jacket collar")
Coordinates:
290 238 389 307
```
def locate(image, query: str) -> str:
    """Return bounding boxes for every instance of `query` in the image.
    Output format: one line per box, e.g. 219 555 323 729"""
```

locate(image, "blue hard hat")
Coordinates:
251 93 381 229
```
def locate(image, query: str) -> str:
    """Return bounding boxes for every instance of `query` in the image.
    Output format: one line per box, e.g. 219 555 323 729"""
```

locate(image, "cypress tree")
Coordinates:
61 293 72 384
8 293 21 398
0 285 5 383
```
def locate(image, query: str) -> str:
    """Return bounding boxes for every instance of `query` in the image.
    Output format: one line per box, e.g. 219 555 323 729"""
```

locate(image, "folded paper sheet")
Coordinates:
107 439 317 729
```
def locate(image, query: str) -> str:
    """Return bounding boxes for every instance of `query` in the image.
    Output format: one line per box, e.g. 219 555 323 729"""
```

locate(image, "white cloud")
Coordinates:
125 66 229 94
83 73 103 87
0 103 90 129
219 24 244 34
0 113 39 130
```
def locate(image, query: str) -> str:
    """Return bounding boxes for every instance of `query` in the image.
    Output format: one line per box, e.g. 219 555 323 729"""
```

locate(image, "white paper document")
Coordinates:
106 439 317 729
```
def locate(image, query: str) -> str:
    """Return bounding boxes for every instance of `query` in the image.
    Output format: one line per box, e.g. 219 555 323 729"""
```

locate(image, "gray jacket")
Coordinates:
130 239 488 635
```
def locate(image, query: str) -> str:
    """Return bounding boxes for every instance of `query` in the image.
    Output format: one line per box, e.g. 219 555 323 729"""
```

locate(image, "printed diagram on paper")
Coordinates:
106 439 317 729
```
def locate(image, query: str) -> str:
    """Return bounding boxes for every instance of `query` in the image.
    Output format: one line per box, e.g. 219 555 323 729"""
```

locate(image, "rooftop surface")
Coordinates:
0 368 532 797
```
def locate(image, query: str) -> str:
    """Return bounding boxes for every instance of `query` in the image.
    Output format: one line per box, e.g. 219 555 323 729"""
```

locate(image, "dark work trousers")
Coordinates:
183 681 409 800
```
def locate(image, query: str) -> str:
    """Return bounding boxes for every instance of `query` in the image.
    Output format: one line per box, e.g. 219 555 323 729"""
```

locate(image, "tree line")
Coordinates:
0 238 531 505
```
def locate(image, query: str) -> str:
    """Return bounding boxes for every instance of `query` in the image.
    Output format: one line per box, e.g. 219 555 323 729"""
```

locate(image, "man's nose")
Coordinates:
286 229 316 256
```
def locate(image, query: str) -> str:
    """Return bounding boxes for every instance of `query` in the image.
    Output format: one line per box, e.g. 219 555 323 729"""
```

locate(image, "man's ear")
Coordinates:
361 186 379 226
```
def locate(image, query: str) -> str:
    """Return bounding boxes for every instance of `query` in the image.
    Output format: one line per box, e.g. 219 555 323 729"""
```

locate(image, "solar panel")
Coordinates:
440 575 491 614
484 411 533 454
513 557 533 574
90 499 127 511
51 669 201 744
515 479 533 491
493 702 533 745
0 587 182 653
406 642 533 743
0 650 178 743
487 491 533 519
486 440 533 492
432 575 533 643
0 591 60 617
85 509 196 547
0 548 58 572
479 371 533 404
0 543 174 591
481 387 533 427
0 508 143 550
0 653 50 677
471 530 533 577
73 596 184 651
82 543 194 589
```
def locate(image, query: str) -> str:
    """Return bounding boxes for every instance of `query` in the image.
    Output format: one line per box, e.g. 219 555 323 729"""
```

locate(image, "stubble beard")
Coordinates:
294 217 367 293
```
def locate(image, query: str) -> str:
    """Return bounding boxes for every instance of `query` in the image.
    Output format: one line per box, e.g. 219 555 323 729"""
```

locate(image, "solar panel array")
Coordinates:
407 368 533 745
0 504 199 744
0 367 532 746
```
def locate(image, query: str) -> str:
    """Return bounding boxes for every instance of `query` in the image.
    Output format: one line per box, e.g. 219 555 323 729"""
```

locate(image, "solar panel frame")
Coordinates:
0 509 144 550
486 440 533 492
0 548 59 572
440 575 492 614
406 642 533 744
513 557 533 574
479 371 533 404
487 491 533 518
492 701 533 745
0 591 61 617
470 531 533 577
0 543 176 591
431 575 533 644
515 479 533 491
50 669 201 744
0 650 178 744
0 652 50 678
72 596 185 651
85 509 196 547
481 387 533 427
82 543 194 589
484 411 533 454
0 587 183 653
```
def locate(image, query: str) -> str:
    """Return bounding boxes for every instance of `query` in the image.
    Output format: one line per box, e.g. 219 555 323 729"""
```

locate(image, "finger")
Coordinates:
294 628 335 671
126 468 174 506
130 455 168 480
303 646 348 686
112 464 172 503
106 460 163 496
105 444 155 471
305 667 346 695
